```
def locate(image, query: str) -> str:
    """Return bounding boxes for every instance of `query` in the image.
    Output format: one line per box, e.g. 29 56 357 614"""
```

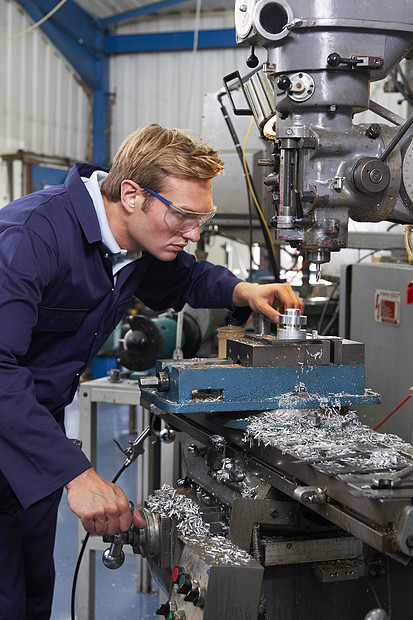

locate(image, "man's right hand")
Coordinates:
65 467 146 536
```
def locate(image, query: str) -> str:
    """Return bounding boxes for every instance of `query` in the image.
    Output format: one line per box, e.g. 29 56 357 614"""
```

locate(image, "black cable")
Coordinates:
217 91 280 282
70 533 89 620
320 303 340 337
392 66 413 106
70 421 153 620
380 110 413 162
70 461 128 620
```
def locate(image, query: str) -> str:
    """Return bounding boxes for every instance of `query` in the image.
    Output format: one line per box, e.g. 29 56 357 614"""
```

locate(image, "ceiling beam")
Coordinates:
15 0 105 87
13 1 237 165
100 0 192 27
105 28 236 53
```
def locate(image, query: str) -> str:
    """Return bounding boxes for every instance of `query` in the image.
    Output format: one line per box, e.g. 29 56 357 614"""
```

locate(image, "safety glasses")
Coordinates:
142 186 217 233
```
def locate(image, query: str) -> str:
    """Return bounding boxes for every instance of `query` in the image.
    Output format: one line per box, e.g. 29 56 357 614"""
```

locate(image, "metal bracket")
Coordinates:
223 70 253 116
397 506 413 556
294 486 327 505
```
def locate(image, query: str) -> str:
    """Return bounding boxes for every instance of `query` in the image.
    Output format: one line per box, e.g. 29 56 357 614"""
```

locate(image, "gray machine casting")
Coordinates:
233 0 413 269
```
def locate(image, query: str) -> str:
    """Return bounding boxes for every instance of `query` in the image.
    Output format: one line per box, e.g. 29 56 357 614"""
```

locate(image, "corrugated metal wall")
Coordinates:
0 0 89 158
0 2 251 202
0 0 90 204
109 11 262 154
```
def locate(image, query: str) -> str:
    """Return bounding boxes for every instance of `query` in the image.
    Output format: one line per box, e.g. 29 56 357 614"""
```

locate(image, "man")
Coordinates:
0 123 303 618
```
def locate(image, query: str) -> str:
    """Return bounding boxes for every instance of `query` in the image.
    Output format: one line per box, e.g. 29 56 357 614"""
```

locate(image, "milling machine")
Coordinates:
100 3 413 618
102 309 413 619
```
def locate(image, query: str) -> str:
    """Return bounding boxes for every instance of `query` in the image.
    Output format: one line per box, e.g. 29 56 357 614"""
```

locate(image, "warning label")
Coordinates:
374 289 401 326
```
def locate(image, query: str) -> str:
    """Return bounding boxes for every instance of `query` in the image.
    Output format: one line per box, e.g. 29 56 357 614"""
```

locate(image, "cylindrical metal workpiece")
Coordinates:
276 308 307 340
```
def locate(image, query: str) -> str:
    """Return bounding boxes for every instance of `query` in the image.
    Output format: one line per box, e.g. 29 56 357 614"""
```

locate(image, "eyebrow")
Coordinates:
142 187 214 215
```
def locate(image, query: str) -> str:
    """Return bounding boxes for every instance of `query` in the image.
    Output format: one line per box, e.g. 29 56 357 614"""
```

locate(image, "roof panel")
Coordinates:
75 0 234 22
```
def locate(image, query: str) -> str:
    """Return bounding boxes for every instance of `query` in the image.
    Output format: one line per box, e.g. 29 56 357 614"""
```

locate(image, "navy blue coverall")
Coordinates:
0 163 244 619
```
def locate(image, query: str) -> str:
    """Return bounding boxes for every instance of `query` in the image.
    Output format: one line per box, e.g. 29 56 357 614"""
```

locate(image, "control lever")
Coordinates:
102 501 142 569
371 463 413 489
112 425 152 468
102 530 129 569
102 426 155 569
327 52 361 68
72 423 153 620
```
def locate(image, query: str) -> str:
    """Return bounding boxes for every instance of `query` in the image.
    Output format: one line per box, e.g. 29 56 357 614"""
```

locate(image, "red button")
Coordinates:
407 281 413 304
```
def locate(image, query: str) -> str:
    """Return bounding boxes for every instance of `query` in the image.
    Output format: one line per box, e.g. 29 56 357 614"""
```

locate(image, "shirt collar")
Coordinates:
82 170 124 256
82 170 142 265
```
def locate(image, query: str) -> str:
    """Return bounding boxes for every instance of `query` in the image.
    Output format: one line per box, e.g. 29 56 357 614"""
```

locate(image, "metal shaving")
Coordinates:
243 407 413 471
214 459 235 484
145 486 254 564
145 484 210 537
276 385 351 413
183 535 253 566
213 458 258 498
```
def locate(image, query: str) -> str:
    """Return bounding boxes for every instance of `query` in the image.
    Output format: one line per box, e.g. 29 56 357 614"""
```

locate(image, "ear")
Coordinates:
120 180 141 214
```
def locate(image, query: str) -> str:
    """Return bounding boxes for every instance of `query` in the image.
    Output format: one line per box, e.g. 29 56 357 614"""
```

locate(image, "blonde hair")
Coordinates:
101 123 224 202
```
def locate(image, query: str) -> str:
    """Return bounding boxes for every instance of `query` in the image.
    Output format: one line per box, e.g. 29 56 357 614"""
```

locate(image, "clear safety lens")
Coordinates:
164 202 216 232
142 186 216 233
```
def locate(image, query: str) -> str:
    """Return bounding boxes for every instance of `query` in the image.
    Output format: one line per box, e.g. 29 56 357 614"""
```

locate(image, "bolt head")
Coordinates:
369 169 383 184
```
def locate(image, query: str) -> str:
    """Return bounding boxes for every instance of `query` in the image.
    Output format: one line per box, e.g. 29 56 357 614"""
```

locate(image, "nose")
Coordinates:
182 224 201 243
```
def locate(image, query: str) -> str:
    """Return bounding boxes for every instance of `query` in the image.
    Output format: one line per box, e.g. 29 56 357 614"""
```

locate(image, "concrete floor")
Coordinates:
50 393 159 620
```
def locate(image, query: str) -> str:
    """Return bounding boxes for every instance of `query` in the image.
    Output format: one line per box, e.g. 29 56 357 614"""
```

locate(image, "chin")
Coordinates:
153 249 179 261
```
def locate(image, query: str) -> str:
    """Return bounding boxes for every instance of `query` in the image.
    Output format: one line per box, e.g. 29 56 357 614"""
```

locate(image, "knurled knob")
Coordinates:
277 75 292 92
184 586 200 604
156 602 170 617
177 573 192 595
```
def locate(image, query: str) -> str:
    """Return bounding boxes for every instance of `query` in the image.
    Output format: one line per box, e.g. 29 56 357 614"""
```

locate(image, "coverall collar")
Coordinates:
65 163 109 245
